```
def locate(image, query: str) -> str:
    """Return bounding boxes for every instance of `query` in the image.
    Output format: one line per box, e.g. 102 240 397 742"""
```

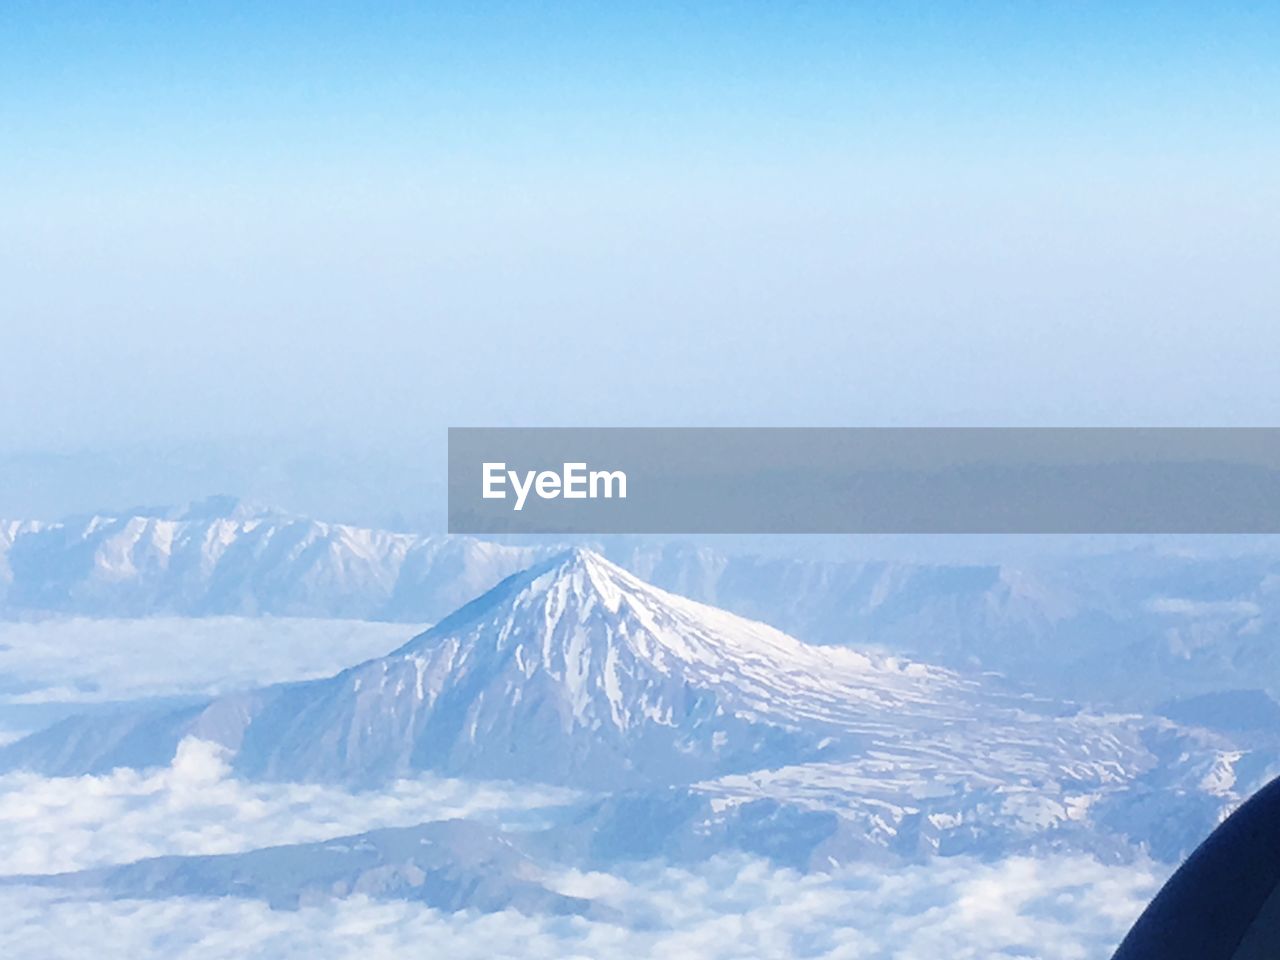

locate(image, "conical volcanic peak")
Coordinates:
386 547 974 743
201 546 984 787
2 548 1092 793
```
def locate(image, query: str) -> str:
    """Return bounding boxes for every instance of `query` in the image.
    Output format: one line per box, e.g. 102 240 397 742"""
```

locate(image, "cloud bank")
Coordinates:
0 853 1163 959
0 738 574 875
0 616 414 706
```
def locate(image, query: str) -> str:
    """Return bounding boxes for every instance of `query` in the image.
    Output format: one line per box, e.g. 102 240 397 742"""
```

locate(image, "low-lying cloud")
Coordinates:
0 616 416 706
0 738 575 875
0 853 1164 959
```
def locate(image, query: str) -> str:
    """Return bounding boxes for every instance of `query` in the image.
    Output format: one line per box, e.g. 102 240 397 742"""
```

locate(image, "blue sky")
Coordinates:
1 2 1277 500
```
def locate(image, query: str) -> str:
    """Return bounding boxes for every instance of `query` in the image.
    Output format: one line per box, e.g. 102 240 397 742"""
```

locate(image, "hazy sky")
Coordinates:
1 2 1278 513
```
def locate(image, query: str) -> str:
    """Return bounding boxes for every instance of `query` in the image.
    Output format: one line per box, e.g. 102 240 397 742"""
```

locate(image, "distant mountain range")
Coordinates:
3 501 1280 712
0 498 543 622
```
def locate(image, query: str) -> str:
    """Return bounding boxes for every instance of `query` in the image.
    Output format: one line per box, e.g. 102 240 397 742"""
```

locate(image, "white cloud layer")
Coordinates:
0 738 574 875
0 616 415 706
0 853 1164 960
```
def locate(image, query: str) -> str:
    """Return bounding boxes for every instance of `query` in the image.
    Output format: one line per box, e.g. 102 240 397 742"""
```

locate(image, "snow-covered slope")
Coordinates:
3 549 945 785
219 547 1017 787
2 549 1258 863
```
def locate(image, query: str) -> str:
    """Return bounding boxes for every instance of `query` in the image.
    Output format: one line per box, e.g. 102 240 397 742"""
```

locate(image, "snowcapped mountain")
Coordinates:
223 547 1022 788
3 549 962 786
2 549 1259 863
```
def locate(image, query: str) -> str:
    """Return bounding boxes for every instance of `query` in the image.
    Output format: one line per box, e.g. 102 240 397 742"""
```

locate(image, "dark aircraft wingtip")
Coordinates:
1113 776 1280 960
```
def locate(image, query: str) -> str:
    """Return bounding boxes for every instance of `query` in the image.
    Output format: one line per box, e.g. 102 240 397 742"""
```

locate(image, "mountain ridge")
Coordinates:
4 505 1280 715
